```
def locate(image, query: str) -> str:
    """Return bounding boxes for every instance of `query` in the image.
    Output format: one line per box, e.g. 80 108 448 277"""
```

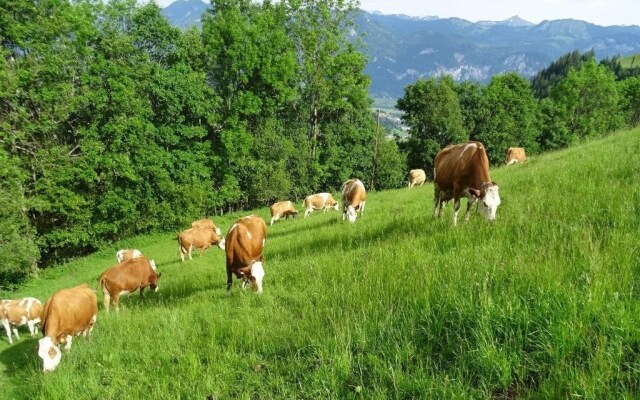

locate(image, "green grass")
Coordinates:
1 128 640 399
620 54 640 69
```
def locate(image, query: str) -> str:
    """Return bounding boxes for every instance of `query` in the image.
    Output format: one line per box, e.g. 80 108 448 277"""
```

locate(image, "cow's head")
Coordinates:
38 336 62 372
242 261 265 293
149 272 162 292
472 183 501 221
209 230 225 249
346 205 358 223
333 202 340 211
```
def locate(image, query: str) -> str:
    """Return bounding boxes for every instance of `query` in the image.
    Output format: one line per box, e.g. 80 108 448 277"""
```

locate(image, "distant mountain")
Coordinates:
161 0 208 29
161 1 640 98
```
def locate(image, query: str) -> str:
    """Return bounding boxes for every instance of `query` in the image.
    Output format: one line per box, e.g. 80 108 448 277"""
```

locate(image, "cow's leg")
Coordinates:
179 246 185 262
111 293 120 313
188 245 193 260
2 320 13 344
139 287 145 299
12 327 20 341
64 335 72 351
360 201 366 215
452 196 462 226
304 208 311 218
226 270 233 293
102 286 111 312
433 188 442 218
27 320 37 337
464 196 477 222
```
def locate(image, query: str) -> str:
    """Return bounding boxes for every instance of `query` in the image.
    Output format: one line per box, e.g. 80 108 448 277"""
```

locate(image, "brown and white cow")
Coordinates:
270 201 298 226
303 193 339 218
178 226 225 262
99 256 161 312
505 147 527 166
116 249 142 263
341 178 367 223
225 215 267 294
37 284 98 372
433 141 501 225
408 169 426 189
1 297 43 344
191 218 222 236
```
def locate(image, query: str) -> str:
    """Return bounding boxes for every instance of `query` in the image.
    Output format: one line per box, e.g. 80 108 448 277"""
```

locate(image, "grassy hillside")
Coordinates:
620 54 639 68
1 128 639 399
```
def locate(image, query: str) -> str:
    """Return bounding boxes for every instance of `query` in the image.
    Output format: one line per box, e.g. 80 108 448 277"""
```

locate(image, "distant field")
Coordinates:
1 128 639 399
620 54 639 68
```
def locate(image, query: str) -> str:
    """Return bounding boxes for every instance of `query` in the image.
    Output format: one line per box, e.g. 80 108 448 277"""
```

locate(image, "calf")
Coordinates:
116 249 142 263
505 147 527 166
270 200 298 226
178 226 225 262
408 169 426 188
341 178 367 223
433 141 501 225
1 297 43 344
191 218 222 236
303 193 339 218
99 257 161 312
225 215 267 293
37 284 98 372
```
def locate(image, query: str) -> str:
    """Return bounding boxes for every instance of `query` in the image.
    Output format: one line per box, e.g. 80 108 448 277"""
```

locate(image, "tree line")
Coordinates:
1 0 639 286
398 51 640 172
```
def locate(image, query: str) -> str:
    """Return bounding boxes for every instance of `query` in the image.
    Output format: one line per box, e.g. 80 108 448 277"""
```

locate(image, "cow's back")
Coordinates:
100 257 154 293
342 179 366 206
226 216 266 269
434 142 488 190
180 227 212 247
42 285 97 342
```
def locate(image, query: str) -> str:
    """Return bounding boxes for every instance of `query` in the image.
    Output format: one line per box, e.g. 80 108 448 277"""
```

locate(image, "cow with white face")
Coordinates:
505 147 527 166
37 284 98 372
341 178 367 223
225 215 267 294
433 141 501 225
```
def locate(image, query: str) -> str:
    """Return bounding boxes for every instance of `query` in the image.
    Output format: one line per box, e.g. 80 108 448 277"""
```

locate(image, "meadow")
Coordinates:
1 128 639 399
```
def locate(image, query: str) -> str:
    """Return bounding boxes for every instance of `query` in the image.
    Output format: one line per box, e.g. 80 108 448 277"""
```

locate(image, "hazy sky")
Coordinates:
358 0 640 26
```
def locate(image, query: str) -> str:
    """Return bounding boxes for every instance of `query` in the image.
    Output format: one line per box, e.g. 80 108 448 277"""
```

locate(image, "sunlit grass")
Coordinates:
1 127 639 399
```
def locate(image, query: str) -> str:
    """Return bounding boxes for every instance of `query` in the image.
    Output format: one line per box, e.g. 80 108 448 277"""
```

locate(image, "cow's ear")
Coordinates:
157 273 162 279
469 188 481 198
491 181 498 186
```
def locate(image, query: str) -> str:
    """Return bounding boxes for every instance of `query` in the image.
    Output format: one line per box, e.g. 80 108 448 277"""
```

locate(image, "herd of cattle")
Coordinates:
0 142 526 372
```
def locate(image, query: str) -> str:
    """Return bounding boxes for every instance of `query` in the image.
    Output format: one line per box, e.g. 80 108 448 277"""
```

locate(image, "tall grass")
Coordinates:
1 128 639 399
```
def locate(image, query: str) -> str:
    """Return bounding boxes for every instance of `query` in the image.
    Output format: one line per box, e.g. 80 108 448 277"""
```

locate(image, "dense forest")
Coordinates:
1 0 639 286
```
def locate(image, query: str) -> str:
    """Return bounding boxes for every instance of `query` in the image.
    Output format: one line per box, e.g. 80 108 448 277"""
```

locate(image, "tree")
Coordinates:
397 77 467 178
473 73 540 164
619 76 640 127
549 60 623 141
531 50 595 99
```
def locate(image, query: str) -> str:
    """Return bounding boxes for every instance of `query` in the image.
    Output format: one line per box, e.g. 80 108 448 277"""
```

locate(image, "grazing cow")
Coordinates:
99 257 161 312
37 284 98 372
303 193 339 218
178 226 225 262
505 147 527 166
270 201 299 226
341 178 367 223
191 218 222 236
225 215 267 294
433 141 501 225
116 249 142 263
1 297 43 344
408 169 426 189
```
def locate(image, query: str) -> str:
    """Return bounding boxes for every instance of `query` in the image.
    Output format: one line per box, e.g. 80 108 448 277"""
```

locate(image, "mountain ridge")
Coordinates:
160 0 640 98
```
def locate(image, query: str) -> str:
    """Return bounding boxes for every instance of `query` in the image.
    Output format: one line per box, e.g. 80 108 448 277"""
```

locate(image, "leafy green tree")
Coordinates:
619 76 640 127
549 60 623 141
531 50 595 99
397 77 467 177
473 73 540 164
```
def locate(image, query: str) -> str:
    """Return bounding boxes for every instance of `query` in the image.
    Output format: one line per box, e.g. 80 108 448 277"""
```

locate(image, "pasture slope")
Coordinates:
1 128 639 399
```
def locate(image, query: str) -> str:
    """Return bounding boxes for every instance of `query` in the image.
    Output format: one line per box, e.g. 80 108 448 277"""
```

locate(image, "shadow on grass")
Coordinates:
267 214 341 239
0 337 39 377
